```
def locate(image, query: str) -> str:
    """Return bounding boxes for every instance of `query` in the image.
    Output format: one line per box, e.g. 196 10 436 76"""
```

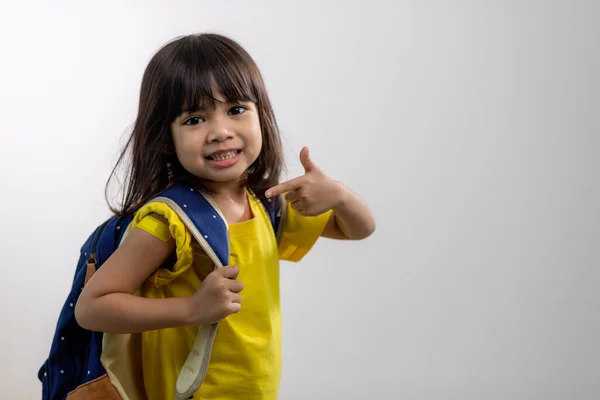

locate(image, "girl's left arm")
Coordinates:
265 146 375 241
321 182 375 240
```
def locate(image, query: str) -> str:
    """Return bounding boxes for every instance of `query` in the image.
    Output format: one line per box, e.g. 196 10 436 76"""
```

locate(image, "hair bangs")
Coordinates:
172 36 260 118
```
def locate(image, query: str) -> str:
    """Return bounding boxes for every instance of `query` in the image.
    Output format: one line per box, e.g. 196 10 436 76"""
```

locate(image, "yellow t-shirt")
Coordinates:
134 191 331 400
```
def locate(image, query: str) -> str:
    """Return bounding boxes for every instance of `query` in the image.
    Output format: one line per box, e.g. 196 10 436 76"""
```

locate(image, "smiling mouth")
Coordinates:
205 149 241 161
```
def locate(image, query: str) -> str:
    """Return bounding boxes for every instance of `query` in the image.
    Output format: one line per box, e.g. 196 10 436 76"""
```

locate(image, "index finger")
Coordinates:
265 177 303 198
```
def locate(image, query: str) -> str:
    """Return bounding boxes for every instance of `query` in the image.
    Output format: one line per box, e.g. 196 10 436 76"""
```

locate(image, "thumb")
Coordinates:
300 146 317 173
218 265 239 279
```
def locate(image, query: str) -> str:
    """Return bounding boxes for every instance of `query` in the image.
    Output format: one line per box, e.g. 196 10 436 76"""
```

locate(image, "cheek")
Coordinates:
247 132 262 163
171 133 186 161
173 126 199 150
171 128 199 168
254 130 263 150
249 120 263 151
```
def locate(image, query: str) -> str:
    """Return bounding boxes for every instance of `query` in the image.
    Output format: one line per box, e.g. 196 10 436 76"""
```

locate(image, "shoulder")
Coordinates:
135 212 171 242
130 201 184 243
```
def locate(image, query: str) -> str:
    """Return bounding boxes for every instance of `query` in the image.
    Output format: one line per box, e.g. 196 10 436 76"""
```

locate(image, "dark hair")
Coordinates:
106 33 284 216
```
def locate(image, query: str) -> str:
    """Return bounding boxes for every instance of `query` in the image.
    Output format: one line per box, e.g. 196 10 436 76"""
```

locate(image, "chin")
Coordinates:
204 167 248 184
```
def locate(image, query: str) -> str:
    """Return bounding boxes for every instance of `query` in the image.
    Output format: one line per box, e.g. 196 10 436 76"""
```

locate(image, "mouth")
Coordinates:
205 149 242 161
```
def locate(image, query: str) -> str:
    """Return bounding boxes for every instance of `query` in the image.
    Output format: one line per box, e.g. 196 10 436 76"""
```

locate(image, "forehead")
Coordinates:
200 89 229 107
180 91 232 114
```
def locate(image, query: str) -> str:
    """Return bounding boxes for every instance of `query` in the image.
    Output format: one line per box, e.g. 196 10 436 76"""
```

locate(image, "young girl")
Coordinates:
75 33 375 400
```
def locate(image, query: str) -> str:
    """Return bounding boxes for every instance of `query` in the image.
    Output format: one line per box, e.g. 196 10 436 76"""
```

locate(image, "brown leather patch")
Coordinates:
66 374 121 400
84 262 96 286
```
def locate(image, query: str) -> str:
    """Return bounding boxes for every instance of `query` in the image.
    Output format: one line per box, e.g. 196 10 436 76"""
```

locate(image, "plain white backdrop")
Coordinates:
1 1 599 399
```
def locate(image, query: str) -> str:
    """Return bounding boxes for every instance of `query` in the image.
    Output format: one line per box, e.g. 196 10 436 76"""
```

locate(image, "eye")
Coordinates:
183 116 204 126
229 106 247 116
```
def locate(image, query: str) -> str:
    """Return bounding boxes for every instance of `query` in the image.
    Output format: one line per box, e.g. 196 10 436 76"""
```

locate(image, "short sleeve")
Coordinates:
129 203 194 288
278 201 333 262
136 213 172 242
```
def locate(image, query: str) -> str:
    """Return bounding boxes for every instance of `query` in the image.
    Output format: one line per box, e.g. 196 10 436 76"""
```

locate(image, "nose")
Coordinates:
206 117 234 143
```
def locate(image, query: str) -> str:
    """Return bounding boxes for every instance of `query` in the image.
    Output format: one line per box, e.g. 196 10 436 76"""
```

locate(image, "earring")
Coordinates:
166 162 174 181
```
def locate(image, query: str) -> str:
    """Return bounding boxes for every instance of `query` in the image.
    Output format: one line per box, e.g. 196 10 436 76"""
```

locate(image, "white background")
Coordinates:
1 1 599 399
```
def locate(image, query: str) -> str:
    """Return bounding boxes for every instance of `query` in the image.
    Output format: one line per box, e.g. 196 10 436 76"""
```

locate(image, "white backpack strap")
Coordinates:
151 198 219 400
144 184 229 400
148 194 227 400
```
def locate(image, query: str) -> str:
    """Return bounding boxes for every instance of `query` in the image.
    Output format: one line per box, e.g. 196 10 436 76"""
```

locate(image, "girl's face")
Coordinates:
171 91 262 187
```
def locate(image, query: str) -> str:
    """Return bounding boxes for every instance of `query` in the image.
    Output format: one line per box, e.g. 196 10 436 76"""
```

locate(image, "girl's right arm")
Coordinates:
75 225 243 334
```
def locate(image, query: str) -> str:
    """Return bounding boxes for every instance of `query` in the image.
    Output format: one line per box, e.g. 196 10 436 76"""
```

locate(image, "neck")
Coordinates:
196 177 247 202
196 177 252 223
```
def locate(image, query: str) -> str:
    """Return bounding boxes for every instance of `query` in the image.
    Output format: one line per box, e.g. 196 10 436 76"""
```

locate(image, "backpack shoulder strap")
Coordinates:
272 194 286 244
142 183 228 399
152 183 229 267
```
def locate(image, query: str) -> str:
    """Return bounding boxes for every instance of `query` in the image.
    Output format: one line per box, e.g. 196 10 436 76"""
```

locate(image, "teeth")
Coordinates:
210 150 238 161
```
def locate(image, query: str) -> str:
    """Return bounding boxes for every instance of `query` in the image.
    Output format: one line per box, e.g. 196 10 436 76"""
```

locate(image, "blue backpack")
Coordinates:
38 182 283 400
